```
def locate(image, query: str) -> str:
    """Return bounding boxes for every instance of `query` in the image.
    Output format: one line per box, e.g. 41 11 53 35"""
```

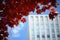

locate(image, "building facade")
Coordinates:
28 15 60 40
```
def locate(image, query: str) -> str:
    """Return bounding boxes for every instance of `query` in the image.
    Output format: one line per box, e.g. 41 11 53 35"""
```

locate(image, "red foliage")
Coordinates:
35 5 40 9
49 7 56 13
49 12 58 20
0 0 58 40
4 32 9 37
21 18 26 23
36 10 42 14
4 26 7 31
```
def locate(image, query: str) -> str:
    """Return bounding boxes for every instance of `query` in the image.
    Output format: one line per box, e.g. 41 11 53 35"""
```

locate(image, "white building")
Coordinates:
28 15 60 40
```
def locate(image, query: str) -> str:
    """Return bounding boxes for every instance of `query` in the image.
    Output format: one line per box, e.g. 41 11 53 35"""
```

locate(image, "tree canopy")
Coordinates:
0 0 58 40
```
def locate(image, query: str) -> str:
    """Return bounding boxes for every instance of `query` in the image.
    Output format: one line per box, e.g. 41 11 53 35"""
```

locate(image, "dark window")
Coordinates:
57 34 60 38
47 35 50 38
42 35 45 38
37 35 40 38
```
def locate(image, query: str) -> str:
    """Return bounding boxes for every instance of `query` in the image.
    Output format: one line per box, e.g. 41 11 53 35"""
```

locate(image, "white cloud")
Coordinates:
11 21 24 37
12 29 20 37
12 29 19 34
6 21 24 37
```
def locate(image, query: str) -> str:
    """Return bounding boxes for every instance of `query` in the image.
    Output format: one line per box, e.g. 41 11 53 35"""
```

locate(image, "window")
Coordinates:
31 16 33 21
55 18 58 23
40 22 44 26
46 28 50 33
55 24 59 29
36 29 39 33
47 35 50 38
32 37 35 40
31 23 34 26
55 17 58 21
57 34 60 38
41 27 44 30
32 35 35 40
36 16 38 18
51 24 54 28
59 16 60 20
42 35 45 38
52 34 55 38
37 35 40 38
36 16 38 21
30 19 34 26
51 29 55 33
56 29 60 33
36 23 39 26
40 16 43 21
31 16 33 18
45 16 48 21
46 23 49 27
58 39 60 40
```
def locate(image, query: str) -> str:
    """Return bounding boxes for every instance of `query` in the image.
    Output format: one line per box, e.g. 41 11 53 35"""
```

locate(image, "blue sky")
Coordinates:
7 0 60 40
